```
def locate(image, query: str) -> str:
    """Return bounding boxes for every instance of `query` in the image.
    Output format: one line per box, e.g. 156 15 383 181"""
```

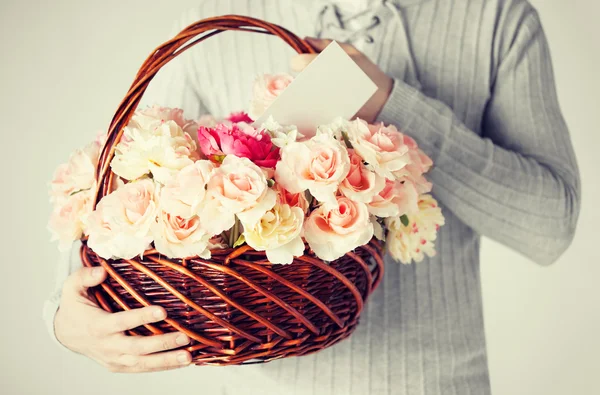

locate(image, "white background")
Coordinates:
0 0 598 394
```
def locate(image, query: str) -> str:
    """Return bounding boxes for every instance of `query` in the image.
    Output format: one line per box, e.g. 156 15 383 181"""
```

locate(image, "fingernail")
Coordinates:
153 308 166 319
177 352 191 364
92 267 103 278
176 334 189 346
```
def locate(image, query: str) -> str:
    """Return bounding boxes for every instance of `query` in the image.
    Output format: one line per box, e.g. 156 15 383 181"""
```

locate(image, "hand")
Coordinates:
291 37 394 124
55 267 192 373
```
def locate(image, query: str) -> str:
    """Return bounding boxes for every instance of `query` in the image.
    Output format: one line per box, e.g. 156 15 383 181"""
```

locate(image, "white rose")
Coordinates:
242 203 305 264
110 120 199 184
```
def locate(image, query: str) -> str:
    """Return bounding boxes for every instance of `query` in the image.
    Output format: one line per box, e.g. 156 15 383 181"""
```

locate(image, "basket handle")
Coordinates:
94 15 316 206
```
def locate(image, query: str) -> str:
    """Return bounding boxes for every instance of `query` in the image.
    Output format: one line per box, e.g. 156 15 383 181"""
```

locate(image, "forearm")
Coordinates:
43 242 82 346
377 79 580 265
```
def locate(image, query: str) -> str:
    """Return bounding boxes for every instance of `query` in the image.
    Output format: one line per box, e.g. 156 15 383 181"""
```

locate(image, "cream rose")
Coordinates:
304 196 374 261
345 119 410 180
152 211 212 259
242 203 305 264
339 149 386 203
275 183 310 214
111 120 199 184
200 156 276 235
248 73 294 120
160 160 215 219
368 179 419 218
275 133 350 205
85 179 157 259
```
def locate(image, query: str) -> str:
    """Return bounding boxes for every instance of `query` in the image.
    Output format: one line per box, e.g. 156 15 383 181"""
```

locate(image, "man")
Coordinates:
46 1 580 394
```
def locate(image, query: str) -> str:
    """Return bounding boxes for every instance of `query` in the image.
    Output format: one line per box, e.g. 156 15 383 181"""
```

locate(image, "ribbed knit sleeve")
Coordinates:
376 9 581 265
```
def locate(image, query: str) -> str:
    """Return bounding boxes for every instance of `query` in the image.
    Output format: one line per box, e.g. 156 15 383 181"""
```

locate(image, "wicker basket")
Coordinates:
82 15 385 366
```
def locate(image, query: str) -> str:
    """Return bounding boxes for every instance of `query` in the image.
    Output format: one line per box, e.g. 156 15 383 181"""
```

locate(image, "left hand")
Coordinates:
291 37 393 124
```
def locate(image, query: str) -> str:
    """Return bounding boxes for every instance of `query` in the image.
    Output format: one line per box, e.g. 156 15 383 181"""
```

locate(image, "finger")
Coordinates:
114 332 190 356
97 306 167 334
115 350 192 373
290 54 318 73
64 267 107 296
304 37 358 54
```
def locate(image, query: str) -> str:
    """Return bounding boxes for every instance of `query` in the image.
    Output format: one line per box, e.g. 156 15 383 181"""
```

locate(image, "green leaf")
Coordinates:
211 154 226 164
341 131 354 149
400 214 410 227
233 234 246 248
267 179 275 187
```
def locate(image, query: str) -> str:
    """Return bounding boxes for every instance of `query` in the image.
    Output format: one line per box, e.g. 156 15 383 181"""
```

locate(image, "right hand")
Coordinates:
55 266 193 373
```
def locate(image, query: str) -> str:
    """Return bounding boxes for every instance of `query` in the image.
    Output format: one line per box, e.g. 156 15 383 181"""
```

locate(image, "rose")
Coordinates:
197 123 280 168
152 211 212 259
50 141 100 204
339 149 386 203
199 156 276 235
392 134 433 193
248 73 294 120
48 191 94 251
275 183 310 214
159 160 215 219
111 120 199 184
344 119 411 180
385 194 444 264
275 133 350 205
227 112 253 123
242 203 305 264
137 105 198 137
368 178 419 218
197 114 218 128
85 179 157 259
304 196 374 261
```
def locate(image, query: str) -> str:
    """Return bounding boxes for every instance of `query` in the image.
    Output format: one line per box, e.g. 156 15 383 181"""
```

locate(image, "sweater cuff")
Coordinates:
376 78 420 130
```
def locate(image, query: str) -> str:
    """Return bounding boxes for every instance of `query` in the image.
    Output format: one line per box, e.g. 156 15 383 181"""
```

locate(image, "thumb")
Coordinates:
66 267 107 295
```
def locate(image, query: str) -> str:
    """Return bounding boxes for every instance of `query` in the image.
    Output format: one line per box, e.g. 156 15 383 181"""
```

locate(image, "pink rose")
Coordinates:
50 141 100 204
85 179 157 259
48 191 93 251
275 133 350 205
152 211 212 259
275 183 310 214
197 123 280 168
199 156 277 235
368 179 419 218
345 119 411 180
339 149 386 203
248 73 294 120
304 196 374 261
227 112 254 124
160 160 215 219
393 135 433 193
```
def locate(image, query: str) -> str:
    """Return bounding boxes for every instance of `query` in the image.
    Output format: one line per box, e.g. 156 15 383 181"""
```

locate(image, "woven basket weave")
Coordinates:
82 15 385 366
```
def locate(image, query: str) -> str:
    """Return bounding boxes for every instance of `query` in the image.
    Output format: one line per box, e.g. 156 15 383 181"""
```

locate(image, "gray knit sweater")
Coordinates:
44 1 581 394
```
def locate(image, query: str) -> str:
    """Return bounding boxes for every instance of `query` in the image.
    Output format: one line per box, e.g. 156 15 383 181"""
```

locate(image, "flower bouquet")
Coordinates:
48 16 443 365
